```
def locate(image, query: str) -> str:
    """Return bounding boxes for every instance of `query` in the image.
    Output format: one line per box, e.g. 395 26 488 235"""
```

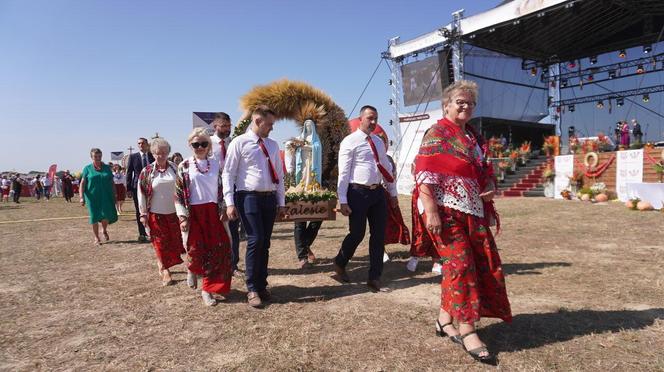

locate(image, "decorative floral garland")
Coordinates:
575 153 616 178
644 149 664 166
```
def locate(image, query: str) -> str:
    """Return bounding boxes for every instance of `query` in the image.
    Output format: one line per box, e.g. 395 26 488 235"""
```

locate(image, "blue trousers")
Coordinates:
335 186 387 281
235 192 277 292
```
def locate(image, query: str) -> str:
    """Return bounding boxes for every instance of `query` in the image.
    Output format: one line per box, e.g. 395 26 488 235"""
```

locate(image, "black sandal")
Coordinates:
435 320 462 345
459 331 496 365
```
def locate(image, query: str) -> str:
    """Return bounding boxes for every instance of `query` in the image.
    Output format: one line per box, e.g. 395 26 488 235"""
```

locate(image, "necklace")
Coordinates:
193 156 210 174
155 162 169 174
93 162 102 171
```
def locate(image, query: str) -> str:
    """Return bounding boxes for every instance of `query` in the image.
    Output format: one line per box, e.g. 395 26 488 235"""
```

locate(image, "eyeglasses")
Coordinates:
455 100 477 108
191 141 209 149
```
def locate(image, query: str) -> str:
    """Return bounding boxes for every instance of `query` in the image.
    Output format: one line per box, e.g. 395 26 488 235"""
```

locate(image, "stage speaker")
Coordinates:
438 48 454 90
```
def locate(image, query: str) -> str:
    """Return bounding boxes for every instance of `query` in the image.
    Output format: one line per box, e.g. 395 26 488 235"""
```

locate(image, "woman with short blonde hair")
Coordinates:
175 128 232 306
414 80 510 364
138 138 185 286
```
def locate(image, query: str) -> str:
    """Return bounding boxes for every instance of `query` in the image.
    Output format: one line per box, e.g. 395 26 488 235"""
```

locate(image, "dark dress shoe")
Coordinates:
333 262 350 283
367 279 391 293
258 289 271 302
247 291 263 308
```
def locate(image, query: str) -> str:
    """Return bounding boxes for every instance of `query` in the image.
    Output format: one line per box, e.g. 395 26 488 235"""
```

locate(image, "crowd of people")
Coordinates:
10 80 508 364
1 170 77 204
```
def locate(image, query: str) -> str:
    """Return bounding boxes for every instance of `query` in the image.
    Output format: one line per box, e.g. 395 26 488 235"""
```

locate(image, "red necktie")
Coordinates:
257 138 279 184
366 136 395 183
219 140 227 160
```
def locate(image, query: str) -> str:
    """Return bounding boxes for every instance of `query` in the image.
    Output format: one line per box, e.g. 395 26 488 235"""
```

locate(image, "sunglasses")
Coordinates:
191 141 209 149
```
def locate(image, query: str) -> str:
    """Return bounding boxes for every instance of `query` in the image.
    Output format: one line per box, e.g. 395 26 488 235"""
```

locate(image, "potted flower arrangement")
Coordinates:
488 137 504 158
567 171 584 194
497 161 510 182
569 136 580 154
590 182 608 202
654 162 664 183
542 136 557 157
508 150 519 172
519 141 531 165
596 132 613 152
542 166 555 198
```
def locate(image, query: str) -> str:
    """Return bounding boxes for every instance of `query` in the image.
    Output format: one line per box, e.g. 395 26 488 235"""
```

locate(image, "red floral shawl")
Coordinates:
414 118 499 232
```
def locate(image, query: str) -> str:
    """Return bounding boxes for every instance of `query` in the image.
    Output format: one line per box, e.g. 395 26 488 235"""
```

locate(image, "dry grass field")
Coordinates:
1 196 663 371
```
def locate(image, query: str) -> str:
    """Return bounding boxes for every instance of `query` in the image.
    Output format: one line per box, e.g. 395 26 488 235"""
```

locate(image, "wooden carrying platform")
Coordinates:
276 199 337 222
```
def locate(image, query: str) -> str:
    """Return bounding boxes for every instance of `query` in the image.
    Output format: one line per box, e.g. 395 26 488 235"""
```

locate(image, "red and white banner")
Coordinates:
616 149 643 202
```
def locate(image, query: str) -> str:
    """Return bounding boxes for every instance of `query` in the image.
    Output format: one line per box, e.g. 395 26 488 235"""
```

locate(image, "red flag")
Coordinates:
47 164 57 183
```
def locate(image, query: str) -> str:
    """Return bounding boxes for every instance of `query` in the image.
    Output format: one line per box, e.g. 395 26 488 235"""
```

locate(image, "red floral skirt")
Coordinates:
1 187 9 197
409 194 439 259
114 184 126 201
147 212 185 269
429 206 512 323
186 203 232 294
384 190 410 245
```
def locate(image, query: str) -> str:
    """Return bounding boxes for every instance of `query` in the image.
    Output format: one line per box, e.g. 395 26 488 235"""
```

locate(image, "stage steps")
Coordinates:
496 155 550 197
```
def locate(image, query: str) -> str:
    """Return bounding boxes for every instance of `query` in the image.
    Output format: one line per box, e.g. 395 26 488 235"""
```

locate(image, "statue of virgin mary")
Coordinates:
291 119 323 188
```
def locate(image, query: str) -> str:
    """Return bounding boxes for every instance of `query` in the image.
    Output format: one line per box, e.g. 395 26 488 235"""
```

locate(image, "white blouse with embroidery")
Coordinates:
416 172 484 217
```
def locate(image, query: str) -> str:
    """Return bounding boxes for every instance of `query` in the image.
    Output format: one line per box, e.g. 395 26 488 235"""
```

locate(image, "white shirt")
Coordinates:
187 155 221 206
113 172 126 185
210 133 231 170
42 177 51 187
148 167 177 214
337 129 397 204
222 130 285 207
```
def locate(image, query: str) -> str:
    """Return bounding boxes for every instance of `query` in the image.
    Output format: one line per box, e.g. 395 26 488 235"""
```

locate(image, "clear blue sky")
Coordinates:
1 0 662 173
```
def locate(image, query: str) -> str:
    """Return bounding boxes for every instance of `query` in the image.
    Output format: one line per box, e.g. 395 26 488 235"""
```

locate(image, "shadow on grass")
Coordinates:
503 262 571 275
268 257 441 303
482 308 664 353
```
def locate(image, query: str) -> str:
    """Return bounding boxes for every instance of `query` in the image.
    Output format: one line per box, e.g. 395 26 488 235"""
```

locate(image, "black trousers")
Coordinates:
334 186 387 281
131 188 147 237
12 187 21 203
294 221 322 260
229 218 241 271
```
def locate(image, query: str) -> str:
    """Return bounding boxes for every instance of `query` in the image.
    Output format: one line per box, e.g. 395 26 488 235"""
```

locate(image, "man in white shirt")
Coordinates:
223 106 286 308
42 174 52 200
334 105 399 293
210 112 243 277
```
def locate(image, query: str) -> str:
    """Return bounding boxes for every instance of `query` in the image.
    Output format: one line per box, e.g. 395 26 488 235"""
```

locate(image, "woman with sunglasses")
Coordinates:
175 128 233 306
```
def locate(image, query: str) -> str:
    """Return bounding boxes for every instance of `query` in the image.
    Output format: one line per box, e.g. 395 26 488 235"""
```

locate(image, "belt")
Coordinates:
236 190 276 196
350 183 381 190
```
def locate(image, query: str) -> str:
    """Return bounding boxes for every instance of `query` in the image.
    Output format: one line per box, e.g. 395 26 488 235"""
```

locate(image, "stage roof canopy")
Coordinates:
389 0 664 64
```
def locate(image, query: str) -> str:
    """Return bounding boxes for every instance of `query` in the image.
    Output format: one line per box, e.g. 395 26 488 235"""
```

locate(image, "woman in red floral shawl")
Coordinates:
137 138 185 287
414 80 511 364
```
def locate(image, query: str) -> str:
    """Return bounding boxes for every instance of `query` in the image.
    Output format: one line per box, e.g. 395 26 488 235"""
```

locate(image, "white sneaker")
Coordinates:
406 257 419 272
187 270 197 289
432 262 442 275
201 291 217 306
383 252 390 263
